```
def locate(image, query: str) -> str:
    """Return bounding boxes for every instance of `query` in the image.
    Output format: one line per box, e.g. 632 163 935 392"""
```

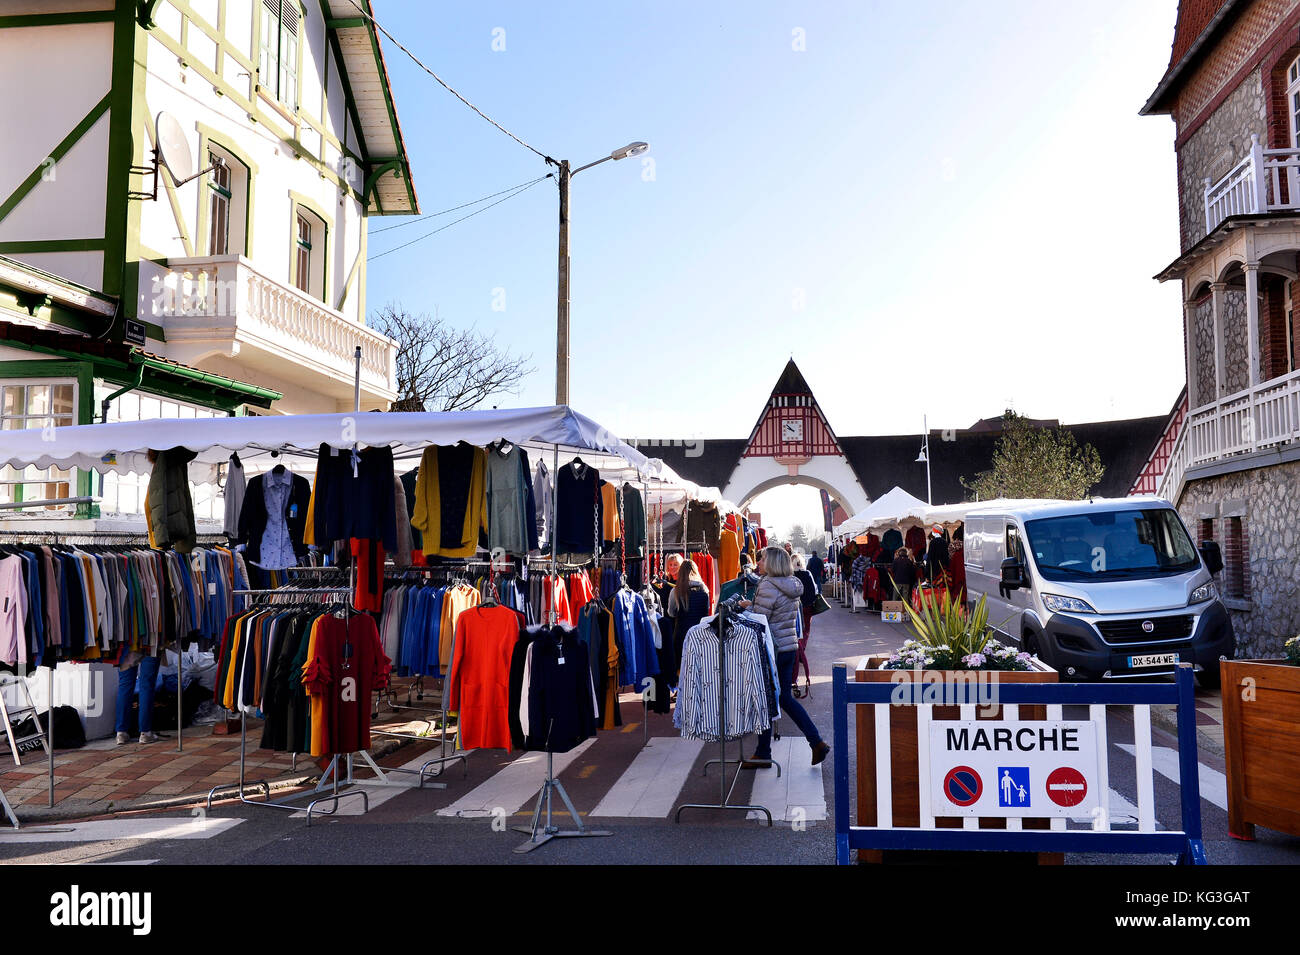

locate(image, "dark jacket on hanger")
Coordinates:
313 444 398 551
146 447 198 553
524 626 597 753
239 471 312 566
555 459 603 556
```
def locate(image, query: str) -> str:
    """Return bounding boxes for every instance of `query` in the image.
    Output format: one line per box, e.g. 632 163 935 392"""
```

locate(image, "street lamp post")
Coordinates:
915 414 932 505
554 141 649 406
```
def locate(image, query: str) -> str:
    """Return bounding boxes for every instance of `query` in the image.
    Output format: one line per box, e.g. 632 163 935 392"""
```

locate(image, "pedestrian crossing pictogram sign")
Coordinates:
930 720 1100 817
997 767 1030 807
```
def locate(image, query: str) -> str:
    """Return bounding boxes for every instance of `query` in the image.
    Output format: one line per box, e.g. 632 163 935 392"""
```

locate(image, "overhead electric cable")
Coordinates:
346 0 555 164
369 176 550 234
368 175 552 260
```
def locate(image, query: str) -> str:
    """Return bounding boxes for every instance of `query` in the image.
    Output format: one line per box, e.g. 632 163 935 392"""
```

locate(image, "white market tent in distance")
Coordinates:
833 486 929 539
0 406 657 479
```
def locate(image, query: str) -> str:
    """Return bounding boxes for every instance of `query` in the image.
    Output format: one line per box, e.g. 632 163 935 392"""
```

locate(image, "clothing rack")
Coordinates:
675 603 773 826
514 444 612 853
0 530 237 797
209 580 395 822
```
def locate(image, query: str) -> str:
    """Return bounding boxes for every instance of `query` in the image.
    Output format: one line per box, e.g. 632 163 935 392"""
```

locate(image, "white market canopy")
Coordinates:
0 406 658 479
834 485 930 538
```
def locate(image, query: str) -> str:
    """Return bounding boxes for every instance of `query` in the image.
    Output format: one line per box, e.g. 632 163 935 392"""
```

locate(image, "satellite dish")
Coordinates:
155 112 194 183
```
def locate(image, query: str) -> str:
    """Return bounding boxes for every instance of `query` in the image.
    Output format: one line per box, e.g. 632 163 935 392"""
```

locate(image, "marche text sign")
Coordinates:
929 720 1100 817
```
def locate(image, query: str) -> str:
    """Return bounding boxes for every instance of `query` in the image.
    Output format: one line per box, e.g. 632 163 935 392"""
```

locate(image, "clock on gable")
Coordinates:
781 418 804 442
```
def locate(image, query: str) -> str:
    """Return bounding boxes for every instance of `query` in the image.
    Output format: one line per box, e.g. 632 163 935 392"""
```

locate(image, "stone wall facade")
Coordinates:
1194 297 1215 404
1177 459 1300 657
1176 67 1267 251
1223 289 1250 394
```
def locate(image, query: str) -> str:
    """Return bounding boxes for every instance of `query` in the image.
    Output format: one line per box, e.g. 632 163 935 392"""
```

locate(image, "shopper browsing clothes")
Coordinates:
925 524 950 586
790 552 818 697
889 546 917 603
739 546 829 768
666 558 711 685
116 649 161 745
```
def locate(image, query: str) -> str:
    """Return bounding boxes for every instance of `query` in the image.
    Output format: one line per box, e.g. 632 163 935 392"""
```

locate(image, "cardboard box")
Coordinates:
881 600 905 623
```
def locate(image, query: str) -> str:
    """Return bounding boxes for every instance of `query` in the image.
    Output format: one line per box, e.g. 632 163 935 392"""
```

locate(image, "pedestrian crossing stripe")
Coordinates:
437 738 598 818
747 737 828 823
591 737 704 818
1117 743 1227 812
0 817 243 843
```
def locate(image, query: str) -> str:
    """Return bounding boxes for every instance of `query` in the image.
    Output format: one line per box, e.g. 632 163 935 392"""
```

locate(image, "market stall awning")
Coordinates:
0 406 653 477
834 485 929 538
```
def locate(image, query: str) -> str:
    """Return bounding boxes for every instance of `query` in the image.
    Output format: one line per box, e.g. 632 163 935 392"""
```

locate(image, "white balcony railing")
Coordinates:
1204 134 1300 235
155 256 397 397
1158 367 1300 500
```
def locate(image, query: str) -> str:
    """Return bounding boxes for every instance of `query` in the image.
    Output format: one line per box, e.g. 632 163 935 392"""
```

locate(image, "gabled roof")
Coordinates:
772 358 813 396
742 358 843 449
322 1 418 214
1141 0 1242 116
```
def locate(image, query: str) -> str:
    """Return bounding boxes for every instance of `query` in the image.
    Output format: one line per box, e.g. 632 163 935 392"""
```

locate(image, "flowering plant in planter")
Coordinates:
883 588 1033 672
1285 635 1300 666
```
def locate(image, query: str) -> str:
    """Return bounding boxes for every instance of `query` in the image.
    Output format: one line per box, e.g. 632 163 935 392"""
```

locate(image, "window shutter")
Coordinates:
280 1 298 36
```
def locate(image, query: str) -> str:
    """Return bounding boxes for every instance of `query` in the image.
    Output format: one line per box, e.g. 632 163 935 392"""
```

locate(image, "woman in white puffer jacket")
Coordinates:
740 546 829 767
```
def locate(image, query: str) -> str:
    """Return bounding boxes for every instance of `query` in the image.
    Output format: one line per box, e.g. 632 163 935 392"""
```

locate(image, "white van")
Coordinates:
963 496 1234 687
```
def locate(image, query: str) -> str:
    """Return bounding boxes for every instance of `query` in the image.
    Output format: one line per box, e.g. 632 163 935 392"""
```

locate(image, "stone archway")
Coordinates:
724 457 869 519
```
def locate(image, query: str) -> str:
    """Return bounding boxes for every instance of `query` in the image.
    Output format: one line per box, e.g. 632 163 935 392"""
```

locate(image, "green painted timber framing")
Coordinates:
0 93 111 227
0 239 107 254
0 11 115 28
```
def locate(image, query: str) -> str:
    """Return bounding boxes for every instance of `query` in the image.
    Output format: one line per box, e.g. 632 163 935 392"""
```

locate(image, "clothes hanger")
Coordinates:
270 449 285 475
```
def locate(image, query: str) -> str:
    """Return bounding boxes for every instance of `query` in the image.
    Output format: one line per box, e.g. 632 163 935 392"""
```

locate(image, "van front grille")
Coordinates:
1096 615 1194 644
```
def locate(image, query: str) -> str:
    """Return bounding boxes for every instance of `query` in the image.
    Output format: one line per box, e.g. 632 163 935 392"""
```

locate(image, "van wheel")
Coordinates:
1021 631 1041 657
1195 667 1221 690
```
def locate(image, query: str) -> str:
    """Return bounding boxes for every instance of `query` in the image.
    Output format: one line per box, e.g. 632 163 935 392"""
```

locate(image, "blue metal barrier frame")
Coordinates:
832 661 1207 865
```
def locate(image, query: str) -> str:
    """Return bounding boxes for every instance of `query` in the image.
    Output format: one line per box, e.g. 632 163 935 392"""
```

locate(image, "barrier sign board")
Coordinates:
929 720 1099 817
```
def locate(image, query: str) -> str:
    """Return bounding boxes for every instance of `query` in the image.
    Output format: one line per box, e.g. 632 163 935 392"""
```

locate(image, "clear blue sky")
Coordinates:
366 1 1185 531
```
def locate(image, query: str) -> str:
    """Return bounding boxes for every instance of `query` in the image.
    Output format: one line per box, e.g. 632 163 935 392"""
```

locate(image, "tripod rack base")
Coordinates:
510 826 614 854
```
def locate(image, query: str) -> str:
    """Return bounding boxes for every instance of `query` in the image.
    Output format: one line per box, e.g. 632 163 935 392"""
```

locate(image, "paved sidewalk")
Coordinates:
1 691 445 822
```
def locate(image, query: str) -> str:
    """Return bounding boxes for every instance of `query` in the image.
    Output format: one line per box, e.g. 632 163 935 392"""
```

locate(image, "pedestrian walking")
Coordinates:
739 546 829 767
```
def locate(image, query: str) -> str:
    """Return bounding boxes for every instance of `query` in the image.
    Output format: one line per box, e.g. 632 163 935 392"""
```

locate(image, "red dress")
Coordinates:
301 613 392 755
448 605 521 751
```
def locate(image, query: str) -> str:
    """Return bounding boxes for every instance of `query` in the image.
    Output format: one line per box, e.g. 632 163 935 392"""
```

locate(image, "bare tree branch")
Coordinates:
371 303 534 412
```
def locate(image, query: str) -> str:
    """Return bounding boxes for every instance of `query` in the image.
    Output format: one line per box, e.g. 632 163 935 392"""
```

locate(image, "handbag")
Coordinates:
810 592 831 616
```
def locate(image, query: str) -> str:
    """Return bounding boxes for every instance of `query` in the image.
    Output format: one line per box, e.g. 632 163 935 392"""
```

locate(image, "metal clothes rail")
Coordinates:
675 602 774 825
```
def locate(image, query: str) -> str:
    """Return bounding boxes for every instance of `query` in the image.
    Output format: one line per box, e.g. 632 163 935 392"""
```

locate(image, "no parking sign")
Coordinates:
929 720 1100 817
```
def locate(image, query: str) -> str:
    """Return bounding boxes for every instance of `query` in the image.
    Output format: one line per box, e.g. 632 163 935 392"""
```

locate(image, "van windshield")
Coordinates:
1024 509 1199 582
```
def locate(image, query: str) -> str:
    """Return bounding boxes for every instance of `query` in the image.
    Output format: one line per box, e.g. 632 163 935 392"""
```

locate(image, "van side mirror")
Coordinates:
1199 540 1223 576
1000 557 1024 590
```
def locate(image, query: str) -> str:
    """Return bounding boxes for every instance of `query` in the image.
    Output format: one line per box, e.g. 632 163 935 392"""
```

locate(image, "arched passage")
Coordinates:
723 453 870 520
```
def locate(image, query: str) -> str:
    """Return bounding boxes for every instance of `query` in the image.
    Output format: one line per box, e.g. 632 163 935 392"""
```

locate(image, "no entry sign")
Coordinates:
929 720 1100 817
1046 766 1088 807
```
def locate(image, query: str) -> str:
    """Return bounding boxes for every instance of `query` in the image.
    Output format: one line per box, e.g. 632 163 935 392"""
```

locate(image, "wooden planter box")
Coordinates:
854 653 1060 864
1221 658 1300 840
